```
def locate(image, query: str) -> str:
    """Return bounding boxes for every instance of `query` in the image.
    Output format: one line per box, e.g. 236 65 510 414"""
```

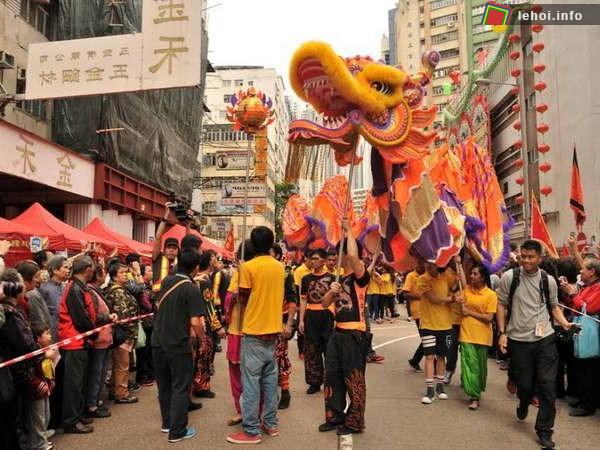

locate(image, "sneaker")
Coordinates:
115 396 138 404
47 442 55 450
188 401 203 411
443 370 454 385
226 431 262 444
193 389 216 398
215 344 223 353
44 429 56 439
336 425 355 436
506 380 517 395
306 385 321 395
140 379 155 387
85 407 111 418
318 422 338 432
422 386 435 404
63 422 94 434
128 382 142 393
516 401 529 421
278 389 291 409
261 425 280 437
406 317 412 322
79 416 94 425
168 427 197 443
468 399 480 410
498 360 509 371
367 354 385 364
408 359 423 372
537 433 555 449
161 427 170 433
436 383 448 400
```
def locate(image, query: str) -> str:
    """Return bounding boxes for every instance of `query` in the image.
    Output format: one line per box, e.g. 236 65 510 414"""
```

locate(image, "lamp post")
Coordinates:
475 77 530 238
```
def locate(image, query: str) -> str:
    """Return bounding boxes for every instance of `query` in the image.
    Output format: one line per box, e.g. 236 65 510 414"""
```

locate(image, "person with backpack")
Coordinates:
496 240 575 449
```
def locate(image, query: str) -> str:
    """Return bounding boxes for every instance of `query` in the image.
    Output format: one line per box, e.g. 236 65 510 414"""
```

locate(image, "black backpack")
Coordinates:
506 267 552 320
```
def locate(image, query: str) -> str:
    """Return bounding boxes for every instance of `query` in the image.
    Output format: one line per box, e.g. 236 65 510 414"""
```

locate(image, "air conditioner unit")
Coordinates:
17 68 27 81
0 51 15 70
447 22 456 28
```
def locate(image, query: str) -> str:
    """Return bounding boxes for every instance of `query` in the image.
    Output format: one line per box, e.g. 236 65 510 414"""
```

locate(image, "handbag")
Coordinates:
110 325 127 349
135 321 146 349
573 304 600 359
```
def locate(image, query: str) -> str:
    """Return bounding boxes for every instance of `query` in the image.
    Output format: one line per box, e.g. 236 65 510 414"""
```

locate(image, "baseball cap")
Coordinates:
164 238 179 249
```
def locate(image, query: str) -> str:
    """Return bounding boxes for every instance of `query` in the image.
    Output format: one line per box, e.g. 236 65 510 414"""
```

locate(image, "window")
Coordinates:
430 0 456 10
247 81 254 86
234 79 243 86
432 86 445 95
224 94 233 103
472 24 493 34
15 67 47 120
430 14 458 28
203 201 217 214
439 48 460 59
431 30 458 45
20 0 52 38
472 5 485 16
432 65 459 79
223 80 232 87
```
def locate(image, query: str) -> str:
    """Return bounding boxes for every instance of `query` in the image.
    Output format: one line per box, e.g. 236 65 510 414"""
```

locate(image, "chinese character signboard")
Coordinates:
254 128 268 178
215 151 254 171
0 119 95 198
25 0 202 100
222 182 266 199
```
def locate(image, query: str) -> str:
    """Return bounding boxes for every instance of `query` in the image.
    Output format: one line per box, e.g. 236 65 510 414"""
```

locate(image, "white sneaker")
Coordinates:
437 392 449 400
421 395 433 404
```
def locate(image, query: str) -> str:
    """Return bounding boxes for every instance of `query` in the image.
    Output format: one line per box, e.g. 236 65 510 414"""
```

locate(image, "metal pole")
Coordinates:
335 151 357 283
240 135 252 262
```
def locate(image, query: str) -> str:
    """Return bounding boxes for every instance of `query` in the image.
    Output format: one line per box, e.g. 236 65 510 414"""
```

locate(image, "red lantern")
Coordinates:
533 63 546 73
511 69 522 78
515 196 525 205
532 43 545 53
538 143 550 153
513 121 521 131
510 86 520 96
532 25 544 33
509 51 521 60
532 4 543 13
512 104 521 113
537 123 549 134
508 33 521 43
534 81 547 92
540 186 553 196
516 177 525 186
539 162 552 173
514 158 524 168
514 140 523 150
535 104 548 113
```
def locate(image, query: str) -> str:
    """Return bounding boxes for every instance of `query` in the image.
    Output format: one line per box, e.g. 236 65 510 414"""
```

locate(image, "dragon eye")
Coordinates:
371 81 393 95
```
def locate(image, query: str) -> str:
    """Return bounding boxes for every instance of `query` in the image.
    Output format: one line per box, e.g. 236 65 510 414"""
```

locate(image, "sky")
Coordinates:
207 0 397 97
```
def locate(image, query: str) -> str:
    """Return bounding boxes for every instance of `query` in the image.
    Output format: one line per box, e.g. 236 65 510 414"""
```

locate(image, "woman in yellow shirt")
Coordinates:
458 264 498 410
379 266 398 322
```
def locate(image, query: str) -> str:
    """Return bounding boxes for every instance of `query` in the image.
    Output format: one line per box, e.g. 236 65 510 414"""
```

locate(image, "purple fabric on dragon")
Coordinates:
411 208 453 263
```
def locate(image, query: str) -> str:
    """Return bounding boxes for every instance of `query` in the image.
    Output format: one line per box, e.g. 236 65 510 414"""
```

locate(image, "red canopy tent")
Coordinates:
160 224 234 260
12 203 122 252
0 217 63 266
84 217 152 257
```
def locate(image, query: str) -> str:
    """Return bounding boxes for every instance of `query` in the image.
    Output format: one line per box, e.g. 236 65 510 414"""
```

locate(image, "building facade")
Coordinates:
195 66 290 244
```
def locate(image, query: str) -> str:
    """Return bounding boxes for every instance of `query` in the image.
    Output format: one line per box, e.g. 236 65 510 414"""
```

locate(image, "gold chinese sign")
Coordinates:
26 0 202 100
254 128 268 178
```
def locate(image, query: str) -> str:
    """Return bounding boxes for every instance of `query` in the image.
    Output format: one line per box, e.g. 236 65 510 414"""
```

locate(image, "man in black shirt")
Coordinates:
152 248 206 444
299 249 334 394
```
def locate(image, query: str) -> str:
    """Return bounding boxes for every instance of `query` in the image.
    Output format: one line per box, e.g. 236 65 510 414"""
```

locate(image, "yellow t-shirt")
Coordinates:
367 272 381 295
239 255 285 335
459 286 498 346
328 266 345 277
293 263 311 288
227 269 242 336
402 270 421 320
379 273 396 296
418 271 455 331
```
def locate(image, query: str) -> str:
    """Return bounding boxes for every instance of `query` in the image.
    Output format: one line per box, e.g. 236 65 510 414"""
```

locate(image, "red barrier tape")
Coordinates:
0 313 153 370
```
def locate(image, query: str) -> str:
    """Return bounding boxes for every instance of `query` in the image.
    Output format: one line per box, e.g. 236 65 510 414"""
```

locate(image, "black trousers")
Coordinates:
410 318 424 365
153 347 194 440
61 349 89 427
446 325 461 372
49 355 65 429
324 330 369 432
136 326 154 382
304 309 334 386
509 335 558 435
573 357 600 411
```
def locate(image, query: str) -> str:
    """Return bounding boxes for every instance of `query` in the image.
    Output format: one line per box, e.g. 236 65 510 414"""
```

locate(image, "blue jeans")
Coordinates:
240 335 278 436
85 348 110 409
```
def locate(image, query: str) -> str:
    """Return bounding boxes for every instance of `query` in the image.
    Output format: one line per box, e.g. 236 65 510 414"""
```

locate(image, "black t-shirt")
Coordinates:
301 272 335 304
151 274 206 354
335 271 370 328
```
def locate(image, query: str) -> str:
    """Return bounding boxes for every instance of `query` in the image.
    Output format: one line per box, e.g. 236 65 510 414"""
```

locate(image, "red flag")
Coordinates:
570 146 586 230
531 193 558 258
560 245 570 257
224 228 235 253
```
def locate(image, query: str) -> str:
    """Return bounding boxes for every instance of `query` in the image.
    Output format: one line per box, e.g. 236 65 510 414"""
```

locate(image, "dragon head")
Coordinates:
288 41 440 166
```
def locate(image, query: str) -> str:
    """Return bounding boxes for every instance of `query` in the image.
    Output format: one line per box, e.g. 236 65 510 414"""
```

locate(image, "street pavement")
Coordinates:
54 308 600 450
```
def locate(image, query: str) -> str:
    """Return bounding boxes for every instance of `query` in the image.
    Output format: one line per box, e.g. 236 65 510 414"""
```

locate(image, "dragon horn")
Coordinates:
408 50 441 87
